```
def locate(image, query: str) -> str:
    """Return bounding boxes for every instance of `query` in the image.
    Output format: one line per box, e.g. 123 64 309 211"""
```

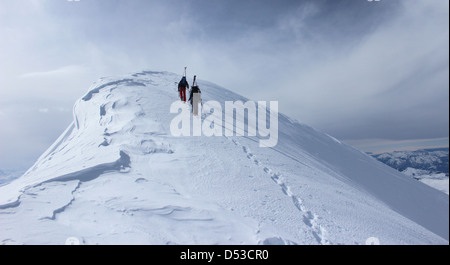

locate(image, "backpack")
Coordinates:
178 77 188 91
180 77 188 86
191 85 201 94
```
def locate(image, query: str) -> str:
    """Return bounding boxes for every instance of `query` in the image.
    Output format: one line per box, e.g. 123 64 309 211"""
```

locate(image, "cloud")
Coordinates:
345 137 449 154
0 0 448 171
38 108 49 113
0 103 73 170
271 0 449 141
20 65 87 79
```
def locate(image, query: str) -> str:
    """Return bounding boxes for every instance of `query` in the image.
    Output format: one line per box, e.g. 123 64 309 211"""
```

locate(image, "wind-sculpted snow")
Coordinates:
82 79 146 101
0 71 448 245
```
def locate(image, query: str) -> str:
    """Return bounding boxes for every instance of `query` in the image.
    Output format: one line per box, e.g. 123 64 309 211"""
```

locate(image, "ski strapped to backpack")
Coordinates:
189 75 202 116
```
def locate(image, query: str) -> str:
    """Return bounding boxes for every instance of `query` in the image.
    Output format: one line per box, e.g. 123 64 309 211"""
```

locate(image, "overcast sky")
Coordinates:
0 0 448 170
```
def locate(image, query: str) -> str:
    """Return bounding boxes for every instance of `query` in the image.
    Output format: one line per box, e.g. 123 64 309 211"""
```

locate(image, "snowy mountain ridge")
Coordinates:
0 71 448 245
373 148 449 175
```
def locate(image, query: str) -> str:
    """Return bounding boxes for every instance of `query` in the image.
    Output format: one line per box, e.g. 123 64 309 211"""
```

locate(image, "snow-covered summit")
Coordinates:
0 71 448 244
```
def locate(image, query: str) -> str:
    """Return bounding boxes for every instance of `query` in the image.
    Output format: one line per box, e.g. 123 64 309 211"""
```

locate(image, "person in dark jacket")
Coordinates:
178 76 189 102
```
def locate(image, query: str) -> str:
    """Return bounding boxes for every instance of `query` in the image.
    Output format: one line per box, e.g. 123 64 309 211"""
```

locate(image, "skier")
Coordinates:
178 67 189 102
188 75 202 116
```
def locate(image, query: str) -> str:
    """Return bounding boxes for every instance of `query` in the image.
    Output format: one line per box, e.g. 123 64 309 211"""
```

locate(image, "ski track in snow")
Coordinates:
229 137 331 245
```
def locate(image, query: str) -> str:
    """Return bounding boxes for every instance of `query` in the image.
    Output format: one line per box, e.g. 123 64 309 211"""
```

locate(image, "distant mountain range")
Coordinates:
372 148 449 195
0 169 25 186
372 148 449 175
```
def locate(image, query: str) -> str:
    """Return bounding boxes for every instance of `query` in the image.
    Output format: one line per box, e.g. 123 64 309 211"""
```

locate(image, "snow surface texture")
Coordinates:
0 71 448 245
